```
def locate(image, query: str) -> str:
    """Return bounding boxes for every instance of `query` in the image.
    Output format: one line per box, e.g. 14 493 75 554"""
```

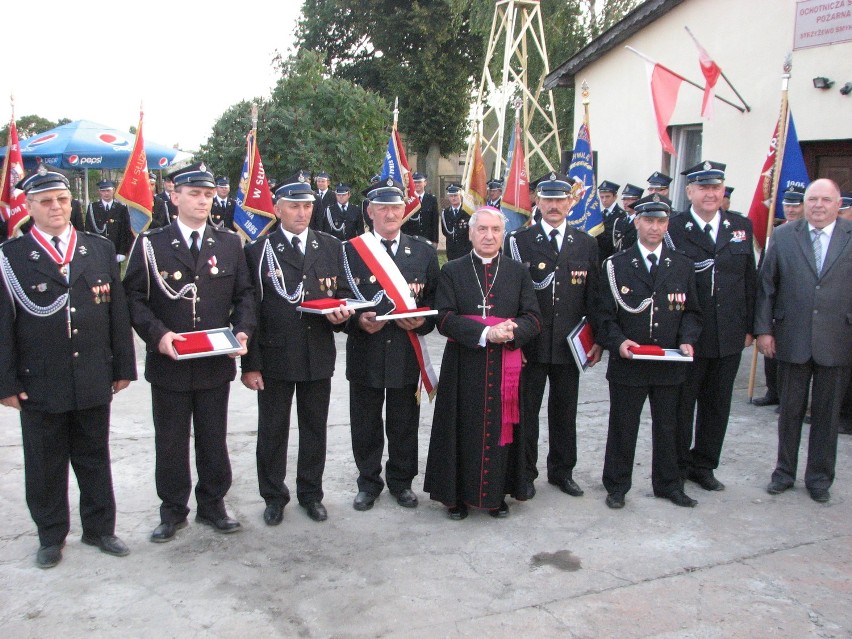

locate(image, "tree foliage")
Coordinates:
296 0 484 159
1 115 72 142
199 51 390 193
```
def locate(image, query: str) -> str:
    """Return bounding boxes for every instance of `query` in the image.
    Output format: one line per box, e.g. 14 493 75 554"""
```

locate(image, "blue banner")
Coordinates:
775 112 809 219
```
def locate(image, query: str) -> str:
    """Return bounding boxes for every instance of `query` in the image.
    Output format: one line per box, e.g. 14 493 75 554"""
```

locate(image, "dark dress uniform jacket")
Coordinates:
210 197 236 230
402 193 439 243
311 191 337 231
666 210 756 358
611 212 637 257
598 244 702 386
598 204 625 263
441 206 473 261
319 202 364 242
343 234 440 388
506 222 600 364
123 223 256 390
0 232 137 412
85 200 134 257
243 228 350 381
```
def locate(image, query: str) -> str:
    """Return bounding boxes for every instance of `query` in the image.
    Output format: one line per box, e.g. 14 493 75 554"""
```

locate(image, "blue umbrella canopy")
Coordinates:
1 119 191 170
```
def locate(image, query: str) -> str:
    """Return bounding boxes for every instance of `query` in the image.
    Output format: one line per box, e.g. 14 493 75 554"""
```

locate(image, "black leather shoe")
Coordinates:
809 488 830 503
688 469 725 491
353 491 377 511
448 503 468 520
549 476 584 497
662 489 698 508
36 544 63 569
752 394 779 407
150 520 187 543
488 500 509 518
520 481 536 500
392 488 418 508
838 417 852 435
81 534 130 557
766 480 792 495
605 493 625 509
195 514 241 534
263 503 284 526
301 501 328 522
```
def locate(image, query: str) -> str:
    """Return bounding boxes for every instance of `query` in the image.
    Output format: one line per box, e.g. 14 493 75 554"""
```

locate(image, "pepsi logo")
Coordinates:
158 157 168 167
28 133 58 147
68 155 79 165
98 133 129 147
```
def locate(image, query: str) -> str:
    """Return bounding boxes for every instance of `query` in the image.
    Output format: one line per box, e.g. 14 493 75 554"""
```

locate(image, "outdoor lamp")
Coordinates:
812 77 834 90
840 82 852 96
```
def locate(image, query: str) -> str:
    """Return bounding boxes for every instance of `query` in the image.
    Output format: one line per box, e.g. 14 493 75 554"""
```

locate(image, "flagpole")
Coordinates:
625 46 746 113
747 54 792 403
684 26 751 112
393 96 399 132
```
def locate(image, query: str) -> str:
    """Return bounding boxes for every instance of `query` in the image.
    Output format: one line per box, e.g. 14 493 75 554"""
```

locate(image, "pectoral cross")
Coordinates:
478 298 493 318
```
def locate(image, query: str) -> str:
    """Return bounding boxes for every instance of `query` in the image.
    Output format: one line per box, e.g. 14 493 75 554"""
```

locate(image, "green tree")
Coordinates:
1 115 72 141
296 0 484 180
199 51 390 194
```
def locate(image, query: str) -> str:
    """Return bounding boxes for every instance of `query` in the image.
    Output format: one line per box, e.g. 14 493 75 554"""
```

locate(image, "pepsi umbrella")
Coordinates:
1 119 191 170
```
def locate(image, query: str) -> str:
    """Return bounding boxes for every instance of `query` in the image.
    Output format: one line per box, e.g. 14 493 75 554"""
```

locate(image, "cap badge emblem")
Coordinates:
703 161 712 171
386 179 394 187
198 162 207 172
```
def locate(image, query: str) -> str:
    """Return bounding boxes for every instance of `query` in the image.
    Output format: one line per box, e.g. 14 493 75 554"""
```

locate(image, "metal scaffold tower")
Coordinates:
464 0 561 187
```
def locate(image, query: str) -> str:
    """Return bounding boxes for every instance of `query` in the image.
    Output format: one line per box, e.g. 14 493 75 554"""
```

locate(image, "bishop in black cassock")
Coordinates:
424 207 542 519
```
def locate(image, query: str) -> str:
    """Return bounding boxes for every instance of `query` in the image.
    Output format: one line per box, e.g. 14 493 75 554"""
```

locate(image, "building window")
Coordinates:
667 125 703 212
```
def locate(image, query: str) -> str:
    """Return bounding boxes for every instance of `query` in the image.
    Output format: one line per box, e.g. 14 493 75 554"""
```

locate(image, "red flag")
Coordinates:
116 111 154 235
501 119 531 228
462 129 487 214
233 132 277 241
747 114 782 251
394 129 421 224
695 42 722 119
644 61 683 155
0 118 30 237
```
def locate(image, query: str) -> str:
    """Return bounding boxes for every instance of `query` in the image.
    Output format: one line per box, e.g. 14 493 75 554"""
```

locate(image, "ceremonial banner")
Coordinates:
0 118 29 237
233 133 276 242
500 119 531 232
116 111 153 235
381 128 421 223
644 61 683 155
566 122 604 236
691 35 722 119
462 129 487 215
747 110 809 250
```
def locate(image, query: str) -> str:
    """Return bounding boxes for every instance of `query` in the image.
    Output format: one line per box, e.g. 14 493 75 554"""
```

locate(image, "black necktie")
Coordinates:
549 228 560 254
189 231 200 261
381 238 395 258
51 236 63 258
704 223 713 239
647 253 658 279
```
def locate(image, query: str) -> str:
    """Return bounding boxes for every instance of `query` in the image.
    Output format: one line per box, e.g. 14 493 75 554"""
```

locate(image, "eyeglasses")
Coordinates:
30 196 72 207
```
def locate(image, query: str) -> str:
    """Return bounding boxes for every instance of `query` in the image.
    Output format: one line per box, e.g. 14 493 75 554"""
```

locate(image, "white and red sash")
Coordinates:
349 232 438 398
30 227 78 272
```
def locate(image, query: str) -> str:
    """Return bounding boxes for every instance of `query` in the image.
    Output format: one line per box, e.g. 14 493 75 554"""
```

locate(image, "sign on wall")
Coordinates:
794 0 852 49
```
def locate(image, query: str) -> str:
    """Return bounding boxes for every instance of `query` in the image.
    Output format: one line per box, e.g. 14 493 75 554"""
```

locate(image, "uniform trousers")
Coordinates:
349 382 419 496
522 361 580 483
256 377 330 506
603 382 682 497
21 405 116 547
772 361 851 491
152 384 232 523
677 352 741 474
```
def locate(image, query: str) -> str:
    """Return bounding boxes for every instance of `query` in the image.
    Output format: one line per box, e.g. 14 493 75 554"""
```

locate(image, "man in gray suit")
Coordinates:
755 179 852 503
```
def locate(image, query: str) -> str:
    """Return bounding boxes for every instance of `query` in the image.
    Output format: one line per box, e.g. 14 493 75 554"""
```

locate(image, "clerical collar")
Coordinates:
472 250 498 264
281 226 309 247
176 218 206 246
540 218 567 237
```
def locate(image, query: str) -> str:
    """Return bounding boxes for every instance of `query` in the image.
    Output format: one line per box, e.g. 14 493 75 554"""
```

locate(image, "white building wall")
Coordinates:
571 0 852 212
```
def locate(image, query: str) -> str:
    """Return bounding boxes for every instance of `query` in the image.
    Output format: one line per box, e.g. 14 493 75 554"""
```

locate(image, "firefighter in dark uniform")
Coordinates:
441 184 473 261
402 172 439 242
505 172 602 500
310 171 336 231
148 172 171 228
242 174 354 525
597 180 625 263
210 176 236 230
611 183 644 255
598 194 702 509
667 161 756 491
123 163 256 543
342 178 440 512
0 168 137 568
486 179 503 209
319 183 364 241
85 180 134 262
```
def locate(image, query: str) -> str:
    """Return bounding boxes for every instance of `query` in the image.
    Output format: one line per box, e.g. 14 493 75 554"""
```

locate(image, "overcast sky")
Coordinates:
3 1 305 151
